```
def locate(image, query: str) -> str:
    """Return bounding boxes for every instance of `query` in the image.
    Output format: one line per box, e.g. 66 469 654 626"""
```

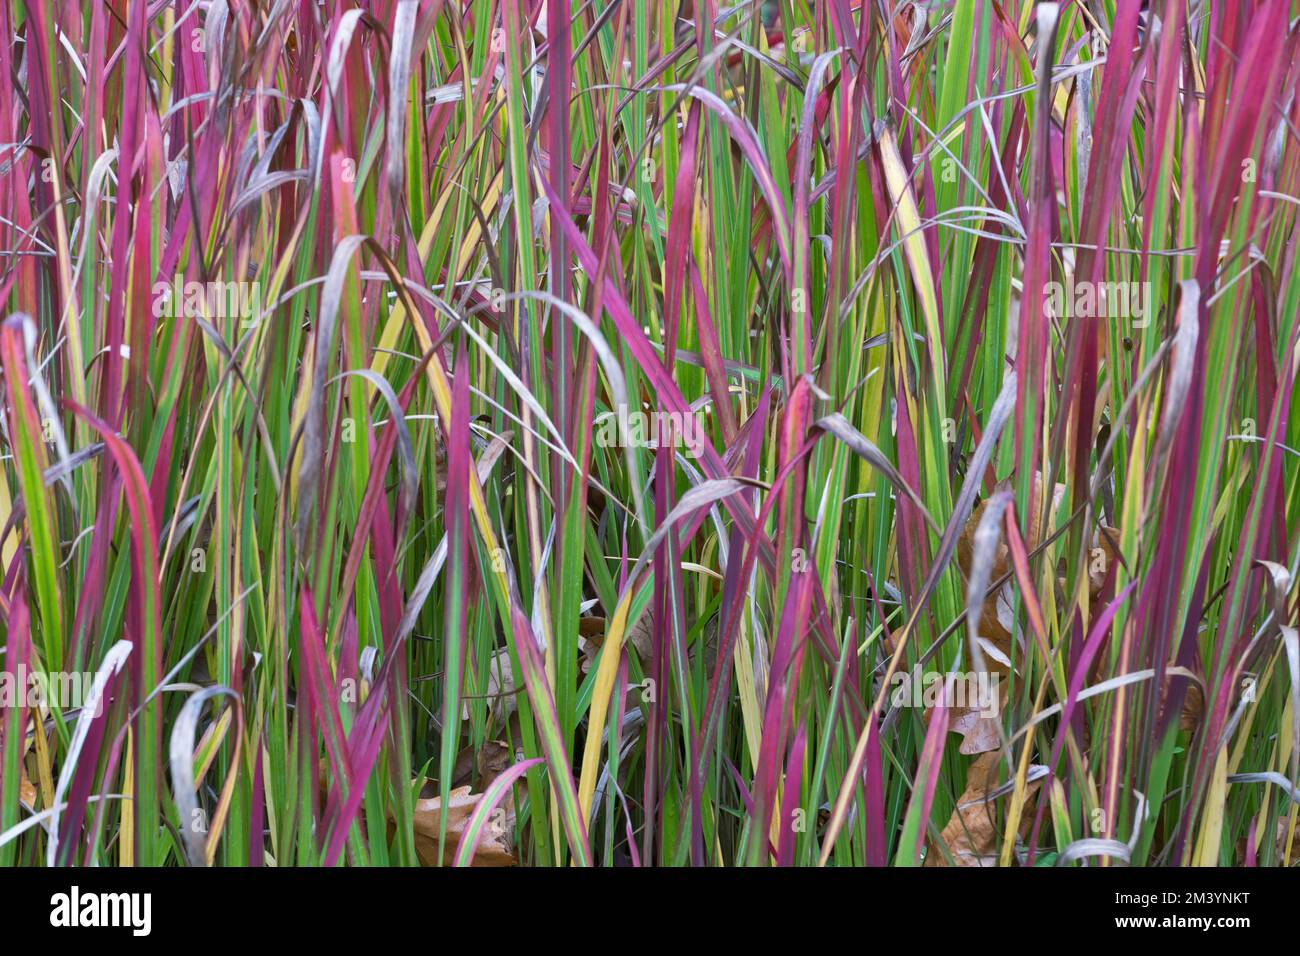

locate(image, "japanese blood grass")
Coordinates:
0 0 1298 869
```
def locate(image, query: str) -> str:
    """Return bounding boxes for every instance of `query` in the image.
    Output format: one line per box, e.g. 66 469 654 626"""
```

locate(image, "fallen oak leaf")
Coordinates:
410 785 516 867
579 616 607 640
450 737 514 790
20 765 37 807
1177 682 1204 732
948 701 1005 756
942 473 1123 754
924 753 1046 866
451 757 544 867
957 473 1120 602
920 668 1008 755
578 616 607 676
463 648 519 725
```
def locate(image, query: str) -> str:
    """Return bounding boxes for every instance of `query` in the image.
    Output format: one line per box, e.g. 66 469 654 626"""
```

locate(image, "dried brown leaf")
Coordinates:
925 753 1043 867
410 785 516 867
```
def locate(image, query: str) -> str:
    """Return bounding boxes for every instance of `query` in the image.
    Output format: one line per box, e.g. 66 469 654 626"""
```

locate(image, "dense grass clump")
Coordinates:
1 0 1299 868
